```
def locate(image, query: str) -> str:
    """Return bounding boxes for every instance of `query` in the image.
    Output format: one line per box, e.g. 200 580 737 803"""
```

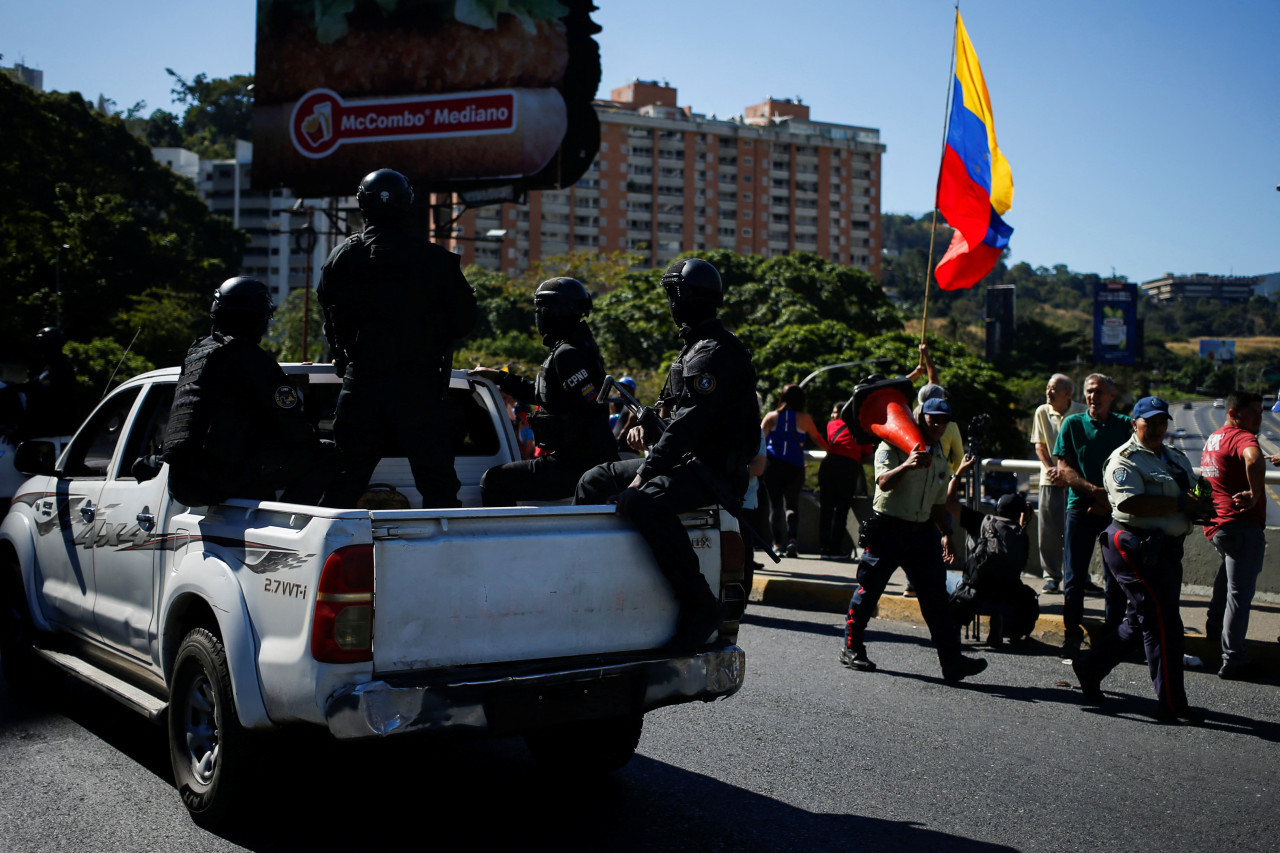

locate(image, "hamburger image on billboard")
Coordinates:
253 0 601 197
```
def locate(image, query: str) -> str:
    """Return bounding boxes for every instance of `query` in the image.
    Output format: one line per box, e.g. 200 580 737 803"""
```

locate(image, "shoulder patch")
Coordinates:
875 447 891 465
1119 447 1133 458
274 385 299 409
1112 467 1127 484
693 374 717 395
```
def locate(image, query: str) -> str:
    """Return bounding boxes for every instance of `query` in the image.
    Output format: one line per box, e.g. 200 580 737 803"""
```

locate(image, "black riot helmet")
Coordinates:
35 326 67 350
533 277 591 343
661 258 723 330
210 277 275 341
356 169 414 224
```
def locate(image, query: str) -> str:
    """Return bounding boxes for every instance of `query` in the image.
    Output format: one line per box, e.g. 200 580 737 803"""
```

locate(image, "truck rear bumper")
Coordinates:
324 645 745 740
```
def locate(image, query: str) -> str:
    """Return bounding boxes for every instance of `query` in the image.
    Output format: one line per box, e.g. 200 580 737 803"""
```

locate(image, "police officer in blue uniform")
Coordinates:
574 259 760 649
162 277 337 506
1073 396 1210 723
318 169 477 509
469 277 618 506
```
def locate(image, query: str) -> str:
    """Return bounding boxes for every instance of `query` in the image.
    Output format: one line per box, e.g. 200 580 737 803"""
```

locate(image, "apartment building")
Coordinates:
447 80 885 279
1139 272 1261 304
152 143 350 300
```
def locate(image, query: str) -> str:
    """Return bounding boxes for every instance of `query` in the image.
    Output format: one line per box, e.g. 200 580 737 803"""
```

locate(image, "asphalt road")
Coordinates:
2 605 1278 852
1168 398 1280 526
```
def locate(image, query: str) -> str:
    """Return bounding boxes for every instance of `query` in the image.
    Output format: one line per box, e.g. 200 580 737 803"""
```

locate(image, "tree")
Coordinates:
166 69 254 159
0 74 244 363
264 288 325 363
112 287 208 368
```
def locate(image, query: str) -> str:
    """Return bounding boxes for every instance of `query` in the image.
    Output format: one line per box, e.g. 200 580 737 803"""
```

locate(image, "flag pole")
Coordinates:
920 5 961 345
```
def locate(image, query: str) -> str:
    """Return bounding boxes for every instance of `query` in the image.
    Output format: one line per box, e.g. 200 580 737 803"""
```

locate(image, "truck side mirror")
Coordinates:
14 440 58 477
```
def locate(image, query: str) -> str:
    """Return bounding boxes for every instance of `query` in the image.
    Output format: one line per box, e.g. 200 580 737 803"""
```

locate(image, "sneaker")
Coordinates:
902 584 917 598
1155 706 1206 726
785 541 799 558
1072 654 1104 704
1041 580 1060 593
839 647 877 671
942 656 987 684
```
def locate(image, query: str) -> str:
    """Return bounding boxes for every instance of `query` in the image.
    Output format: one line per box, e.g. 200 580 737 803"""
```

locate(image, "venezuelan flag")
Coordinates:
935 12 1013 291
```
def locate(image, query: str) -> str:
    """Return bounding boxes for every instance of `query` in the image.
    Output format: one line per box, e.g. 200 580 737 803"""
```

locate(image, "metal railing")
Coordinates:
805 453 1280 484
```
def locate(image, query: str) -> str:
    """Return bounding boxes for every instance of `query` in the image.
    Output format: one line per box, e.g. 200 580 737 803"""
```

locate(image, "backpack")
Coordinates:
968 515 1028 589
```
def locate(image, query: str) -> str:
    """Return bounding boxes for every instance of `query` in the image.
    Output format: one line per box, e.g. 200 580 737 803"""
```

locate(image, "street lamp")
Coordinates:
798 357 892 388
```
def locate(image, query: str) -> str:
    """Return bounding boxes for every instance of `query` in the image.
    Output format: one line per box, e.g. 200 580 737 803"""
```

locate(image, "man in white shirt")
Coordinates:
1030 374 1085 593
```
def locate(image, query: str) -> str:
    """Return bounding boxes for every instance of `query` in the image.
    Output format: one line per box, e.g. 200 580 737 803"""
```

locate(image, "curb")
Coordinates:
749 575 1280 666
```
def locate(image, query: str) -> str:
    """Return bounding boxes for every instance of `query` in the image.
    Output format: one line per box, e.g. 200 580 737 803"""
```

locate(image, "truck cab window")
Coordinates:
61 387 142 478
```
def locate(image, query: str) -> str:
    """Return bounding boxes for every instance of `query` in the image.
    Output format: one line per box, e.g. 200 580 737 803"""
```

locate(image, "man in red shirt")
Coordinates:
1200 390 1266 680
819 403 874 559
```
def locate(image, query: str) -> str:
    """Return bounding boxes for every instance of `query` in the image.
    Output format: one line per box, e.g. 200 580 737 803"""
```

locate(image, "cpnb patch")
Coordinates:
693 374 717 395
1112 467 1127 484
275 385 299 409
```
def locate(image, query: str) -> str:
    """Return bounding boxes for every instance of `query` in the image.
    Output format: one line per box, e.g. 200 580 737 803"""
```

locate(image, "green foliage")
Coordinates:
264 288 325 363
111 287 207 369
0 74 244 363
165 69 254 159
64 337 156 417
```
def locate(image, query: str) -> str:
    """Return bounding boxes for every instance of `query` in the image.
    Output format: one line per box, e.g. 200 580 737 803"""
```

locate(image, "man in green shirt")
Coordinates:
839 398 987 684
1049 373 1132 658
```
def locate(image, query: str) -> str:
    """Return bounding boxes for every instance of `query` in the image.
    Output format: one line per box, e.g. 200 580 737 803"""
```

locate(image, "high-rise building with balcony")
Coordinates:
446 80 885 279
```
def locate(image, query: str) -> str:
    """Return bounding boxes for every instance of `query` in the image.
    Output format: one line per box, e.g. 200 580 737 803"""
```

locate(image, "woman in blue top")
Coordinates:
761 384 828 557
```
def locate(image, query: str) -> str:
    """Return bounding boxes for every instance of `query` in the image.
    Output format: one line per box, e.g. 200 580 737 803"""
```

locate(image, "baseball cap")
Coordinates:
996 492 1027 520
1132 396 1171 420
921 397 953 418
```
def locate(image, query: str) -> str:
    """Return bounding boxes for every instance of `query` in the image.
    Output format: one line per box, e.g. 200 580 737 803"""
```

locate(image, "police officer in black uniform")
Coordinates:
575 259 760 649
317 168 477 509
469 277 618 506
161 277 337 507
1 326 79 444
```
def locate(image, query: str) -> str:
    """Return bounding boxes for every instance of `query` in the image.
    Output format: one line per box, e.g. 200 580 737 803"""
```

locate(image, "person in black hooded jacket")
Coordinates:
469 277 618 506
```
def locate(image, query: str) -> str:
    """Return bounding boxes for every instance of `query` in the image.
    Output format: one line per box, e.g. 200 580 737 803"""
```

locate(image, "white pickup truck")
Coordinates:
0 364 747 827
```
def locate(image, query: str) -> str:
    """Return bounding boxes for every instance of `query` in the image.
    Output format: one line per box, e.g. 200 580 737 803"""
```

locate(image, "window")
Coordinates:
62 387 142 478
742 228 752 237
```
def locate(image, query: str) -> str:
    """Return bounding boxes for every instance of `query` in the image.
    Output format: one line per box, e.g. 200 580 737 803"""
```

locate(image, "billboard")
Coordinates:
1092 280 1137 365
252 0 602 198
1198 339 1236 363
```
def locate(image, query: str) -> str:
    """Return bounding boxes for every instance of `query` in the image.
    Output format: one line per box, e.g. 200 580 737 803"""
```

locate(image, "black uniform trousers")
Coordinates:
1084 524 1188 713
574 457 717 605
481 454 598 507
324 369 460 509
844 513 964 667
818 453 869 555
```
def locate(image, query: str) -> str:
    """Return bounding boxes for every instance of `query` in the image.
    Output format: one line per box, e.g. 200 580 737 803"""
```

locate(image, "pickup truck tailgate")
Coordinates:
368 506 716 672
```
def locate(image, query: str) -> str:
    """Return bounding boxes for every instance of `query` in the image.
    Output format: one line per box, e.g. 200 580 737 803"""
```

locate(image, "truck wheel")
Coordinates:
0 563 62 697
524 712 643 775
168 628 246 828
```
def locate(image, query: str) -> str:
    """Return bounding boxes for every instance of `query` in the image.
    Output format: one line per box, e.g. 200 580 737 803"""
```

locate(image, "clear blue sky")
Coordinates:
4 0 1277 284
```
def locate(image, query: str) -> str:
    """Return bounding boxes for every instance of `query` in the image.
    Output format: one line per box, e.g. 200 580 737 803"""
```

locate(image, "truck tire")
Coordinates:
0 562 62 697
168 628 247 828
523 712 643 775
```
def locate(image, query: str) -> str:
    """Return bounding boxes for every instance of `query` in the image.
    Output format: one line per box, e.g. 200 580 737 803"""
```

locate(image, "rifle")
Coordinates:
600 375 780 564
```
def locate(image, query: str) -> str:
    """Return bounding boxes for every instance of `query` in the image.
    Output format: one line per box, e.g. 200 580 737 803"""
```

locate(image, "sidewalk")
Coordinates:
748 552 1280 668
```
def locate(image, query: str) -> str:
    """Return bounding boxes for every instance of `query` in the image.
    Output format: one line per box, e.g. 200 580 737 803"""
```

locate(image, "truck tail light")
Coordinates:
312 544 374 663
